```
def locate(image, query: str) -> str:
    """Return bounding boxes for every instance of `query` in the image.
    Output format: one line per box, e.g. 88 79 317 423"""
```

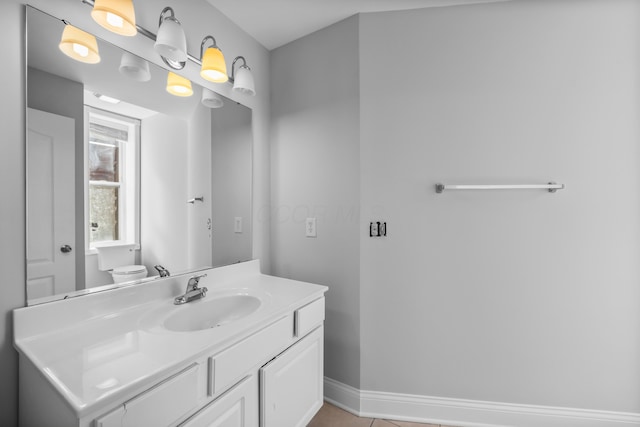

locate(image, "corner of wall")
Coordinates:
1 2 27 425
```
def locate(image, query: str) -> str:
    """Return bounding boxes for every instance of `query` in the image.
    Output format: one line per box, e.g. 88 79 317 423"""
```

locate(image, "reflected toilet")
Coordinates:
95 243 148 284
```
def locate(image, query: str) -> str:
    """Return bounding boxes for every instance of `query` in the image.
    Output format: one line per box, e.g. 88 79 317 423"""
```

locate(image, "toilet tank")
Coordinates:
94 243 137 271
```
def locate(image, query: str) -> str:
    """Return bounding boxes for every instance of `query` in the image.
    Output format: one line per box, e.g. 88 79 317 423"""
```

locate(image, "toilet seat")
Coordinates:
112 265 147 276
111 265 148 283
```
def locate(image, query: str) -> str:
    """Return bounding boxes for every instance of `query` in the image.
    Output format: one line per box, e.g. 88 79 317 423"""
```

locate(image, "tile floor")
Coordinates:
307 402 459 427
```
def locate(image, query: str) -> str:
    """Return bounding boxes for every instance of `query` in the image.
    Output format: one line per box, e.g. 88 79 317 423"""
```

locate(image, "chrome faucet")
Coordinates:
174 274 208 305
154 265 170 277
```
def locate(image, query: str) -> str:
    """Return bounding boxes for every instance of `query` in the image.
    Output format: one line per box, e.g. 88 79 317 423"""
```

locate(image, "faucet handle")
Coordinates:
188 273 208 288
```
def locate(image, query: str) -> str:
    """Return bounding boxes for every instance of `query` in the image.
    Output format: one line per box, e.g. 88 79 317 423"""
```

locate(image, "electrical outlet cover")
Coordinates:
306 218 317 237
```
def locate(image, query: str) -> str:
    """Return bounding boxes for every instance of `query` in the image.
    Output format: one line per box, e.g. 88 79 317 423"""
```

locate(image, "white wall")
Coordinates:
211 102 253 267
0 0 270 425
270 16 361 388
188 105 213 270
359 0 640 413
141 114 190 274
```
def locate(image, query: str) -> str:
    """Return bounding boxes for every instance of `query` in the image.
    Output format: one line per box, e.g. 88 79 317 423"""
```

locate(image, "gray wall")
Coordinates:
0 2 24 425
358 0 640 413
270 16 361 388
27 67 86 291
269 0 640 415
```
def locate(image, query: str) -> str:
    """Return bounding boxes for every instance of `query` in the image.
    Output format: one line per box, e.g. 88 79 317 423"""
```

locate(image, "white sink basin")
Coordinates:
164 294 261 332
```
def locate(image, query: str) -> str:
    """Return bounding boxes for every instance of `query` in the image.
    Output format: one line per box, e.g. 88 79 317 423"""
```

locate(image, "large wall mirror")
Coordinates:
25 6 253 305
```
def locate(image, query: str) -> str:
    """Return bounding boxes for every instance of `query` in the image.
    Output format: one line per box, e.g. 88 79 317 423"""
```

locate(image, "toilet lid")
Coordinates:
112 265 147 275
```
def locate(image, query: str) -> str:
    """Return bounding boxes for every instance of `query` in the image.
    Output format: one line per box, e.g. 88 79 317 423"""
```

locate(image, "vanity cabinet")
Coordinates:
16 291 326 427
180 325 324 427
97 302 325 427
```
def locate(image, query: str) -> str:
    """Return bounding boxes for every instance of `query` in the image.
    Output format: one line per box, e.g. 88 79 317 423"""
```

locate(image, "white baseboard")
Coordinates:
323 376 361 415
323 377 640 427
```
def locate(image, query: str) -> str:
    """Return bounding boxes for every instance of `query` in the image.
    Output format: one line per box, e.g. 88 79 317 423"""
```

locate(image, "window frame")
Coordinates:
84 106 141 253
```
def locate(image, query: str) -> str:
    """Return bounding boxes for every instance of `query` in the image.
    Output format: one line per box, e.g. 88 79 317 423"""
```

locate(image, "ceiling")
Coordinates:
206 0 511 50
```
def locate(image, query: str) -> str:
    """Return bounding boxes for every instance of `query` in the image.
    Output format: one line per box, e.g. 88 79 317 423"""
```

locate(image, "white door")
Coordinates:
27 108 76 300
260 327 324 427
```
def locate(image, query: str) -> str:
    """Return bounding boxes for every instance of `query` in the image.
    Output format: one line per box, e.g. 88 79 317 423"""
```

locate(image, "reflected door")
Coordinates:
27 108 76 300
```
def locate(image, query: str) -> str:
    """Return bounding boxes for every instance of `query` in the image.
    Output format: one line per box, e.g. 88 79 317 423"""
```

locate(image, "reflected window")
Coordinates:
85 107 140 248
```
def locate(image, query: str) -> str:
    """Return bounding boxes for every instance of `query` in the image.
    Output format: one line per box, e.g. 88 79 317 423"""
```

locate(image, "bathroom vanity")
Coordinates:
14 260 327 427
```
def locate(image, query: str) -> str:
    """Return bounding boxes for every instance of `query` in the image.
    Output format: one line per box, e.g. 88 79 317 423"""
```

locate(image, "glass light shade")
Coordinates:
119 52 150 82
155 17 187 62
91 0 137 36
201 88 224 108
59 25 101 64
232 66 255 96
200 47 228 83
166 72 193 97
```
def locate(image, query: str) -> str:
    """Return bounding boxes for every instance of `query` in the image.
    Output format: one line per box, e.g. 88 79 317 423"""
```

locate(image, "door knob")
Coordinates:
60 245 72 253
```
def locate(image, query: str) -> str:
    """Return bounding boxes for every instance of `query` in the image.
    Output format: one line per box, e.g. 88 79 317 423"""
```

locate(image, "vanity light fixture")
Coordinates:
91 0 137 36
154 7 187 70
166 71 193 97
119 51 151 82
199 36 228 83
59 23 101 64
79 0 256 94
229 56 255 96
201 88 224 108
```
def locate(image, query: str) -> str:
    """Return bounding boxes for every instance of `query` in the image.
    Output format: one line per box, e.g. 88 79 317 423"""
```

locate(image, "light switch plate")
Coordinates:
234 217 242 233
306 218 317 237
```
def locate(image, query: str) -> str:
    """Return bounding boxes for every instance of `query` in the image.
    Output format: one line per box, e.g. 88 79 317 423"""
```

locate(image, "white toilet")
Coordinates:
95 244 148 284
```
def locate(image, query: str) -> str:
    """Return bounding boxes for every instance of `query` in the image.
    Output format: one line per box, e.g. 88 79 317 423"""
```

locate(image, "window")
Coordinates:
85 107 140 250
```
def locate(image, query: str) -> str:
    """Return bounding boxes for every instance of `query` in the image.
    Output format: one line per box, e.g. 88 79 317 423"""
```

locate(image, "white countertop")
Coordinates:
13 260 327 418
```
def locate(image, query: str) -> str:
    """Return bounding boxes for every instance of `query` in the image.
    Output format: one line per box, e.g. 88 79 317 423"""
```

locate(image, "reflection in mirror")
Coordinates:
25 6 253 305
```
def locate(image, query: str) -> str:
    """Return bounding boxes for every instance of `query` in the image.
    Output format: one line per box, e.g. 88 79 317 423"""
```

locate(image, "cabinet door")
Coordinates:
180 375 258 427
260 326 324 427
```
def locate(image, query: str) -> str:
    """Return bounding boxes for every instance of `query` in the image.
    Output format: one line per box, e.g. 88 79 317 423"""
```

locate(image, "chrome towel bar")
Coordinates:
435 182 564 193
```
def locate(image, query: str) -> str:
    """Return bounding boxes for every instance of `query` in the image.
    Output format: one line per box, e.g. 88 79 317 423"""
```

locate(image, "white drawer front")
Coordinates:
210 316 291 396
120 364 201 427
294 297 325 338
